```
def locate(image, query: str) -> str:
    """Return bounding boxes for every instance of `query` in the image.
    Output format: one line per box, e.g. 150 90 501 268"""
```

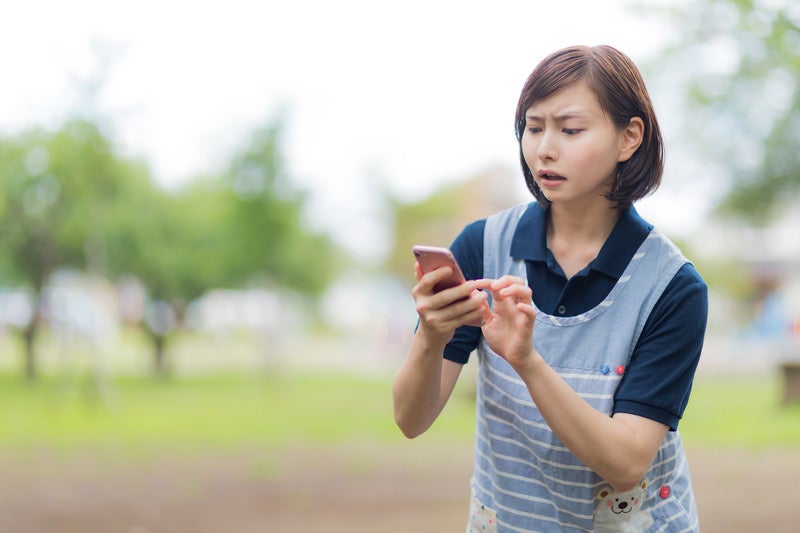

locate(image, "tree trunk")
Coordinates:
22 321 37 382
21 289 42 383
143 300 177 378
150 331 170 378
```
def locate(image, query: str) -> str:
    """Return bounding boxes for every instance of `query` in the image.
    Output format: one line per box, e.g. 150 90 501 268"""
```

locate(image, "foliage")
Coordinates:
383 185 465 286
216 120 341 296
670 236 754 303
0 120 152 379
108 118 340 306
646 0 800 223
0 116 343 379
383 168 522 286
0 120 139 286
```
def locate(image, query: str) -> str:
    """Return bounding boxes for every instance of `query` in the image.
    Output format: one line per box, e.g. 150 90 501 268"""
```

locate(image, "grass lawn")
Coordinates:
0 370 472 457
680 372 800 449
1 369 799 455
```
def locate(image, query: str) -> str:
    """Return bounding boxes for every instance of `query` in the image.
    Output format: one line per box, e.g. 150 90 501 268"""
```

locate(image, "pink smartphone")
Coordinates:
412 245 485 327
412 245 469 293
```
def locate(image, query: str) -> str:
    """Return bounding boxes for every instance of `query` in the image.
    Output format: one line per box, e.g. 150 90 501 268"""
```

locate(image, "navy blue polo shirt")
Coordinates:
444 202 707 430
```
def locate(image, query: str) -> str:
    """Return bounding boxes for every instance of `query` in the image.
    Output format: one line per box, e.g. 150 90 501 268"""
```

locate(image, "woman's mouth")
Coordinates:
538 170 566 187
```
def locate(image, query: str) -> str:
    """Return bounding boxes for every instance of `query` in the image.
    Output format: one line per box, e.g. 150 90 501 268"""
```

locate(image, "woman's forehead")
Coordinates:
525 82 602 119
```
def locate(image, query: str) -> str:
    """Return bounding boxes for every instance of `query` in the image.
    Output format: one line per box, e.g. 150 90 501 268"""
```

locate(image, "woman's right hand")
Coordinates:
411 262 489 344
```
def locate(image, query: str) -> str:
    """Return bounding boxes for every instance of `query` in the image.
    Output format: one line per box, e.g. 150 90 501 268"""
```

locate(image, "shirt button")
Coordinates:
600 365 610 375
557 305 566 314
659 485 671 499
615 365 625 376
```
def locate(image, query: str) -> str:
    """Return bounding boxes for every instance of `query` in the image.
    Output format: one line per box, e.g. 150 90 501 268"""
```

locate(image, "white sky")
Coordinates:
0 0 710 262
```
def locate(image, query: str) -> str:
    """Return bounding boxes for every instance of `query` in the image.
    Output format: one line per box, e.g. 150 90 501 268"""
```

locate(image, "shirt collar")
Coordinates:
509 202 653 280
510 202 549 262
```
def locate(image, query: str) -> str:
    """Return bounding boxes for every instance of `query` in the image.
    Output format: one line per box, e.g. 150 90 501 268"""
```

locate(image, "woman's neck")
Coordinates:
546 201 621 279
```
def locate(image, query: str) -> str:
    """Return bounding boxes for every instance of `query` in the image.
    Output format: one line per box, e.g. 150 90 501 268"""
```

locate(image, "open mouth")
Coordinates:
538 170 566 185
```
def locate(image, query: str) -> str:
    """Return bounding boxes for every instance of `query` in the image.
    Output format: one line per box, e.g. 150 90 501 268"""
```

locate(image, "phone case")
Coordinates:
412 245 467 293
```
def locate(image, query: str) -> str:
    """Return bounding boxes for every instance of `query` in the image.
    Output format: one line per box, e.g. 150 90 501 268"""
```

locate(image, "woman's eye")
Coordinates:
563 128 582 135
527 127 542 134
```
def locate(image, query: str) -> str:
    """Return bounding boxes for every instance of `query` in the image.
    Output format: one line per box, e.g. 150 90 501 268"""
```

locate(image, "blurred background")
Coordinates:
1 0 799 531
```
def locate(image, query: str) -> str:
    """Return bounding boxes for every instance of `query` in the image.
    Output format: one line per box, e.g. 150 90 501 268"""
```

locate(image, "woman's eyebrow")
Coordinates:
555 112 587 121
525 111 587 122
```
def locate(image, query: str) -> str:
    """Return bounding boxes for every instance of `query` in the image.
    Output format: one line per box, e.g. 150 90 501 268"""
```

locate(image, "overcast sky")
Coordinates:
1 0 710 261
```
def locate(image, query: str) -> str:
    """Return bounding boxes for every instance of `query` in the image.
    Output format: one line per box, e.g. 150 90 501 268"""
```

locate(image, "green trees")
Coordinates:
0 120 146 380
383 167 522 286
651 0 799 223
215 121 340 297
124 120 341 376
0 117 340 380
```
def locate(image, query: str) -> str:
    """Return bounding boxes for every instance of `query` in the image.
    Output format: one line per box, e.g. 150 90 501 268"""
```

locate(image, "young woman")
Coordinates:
393 45 707 532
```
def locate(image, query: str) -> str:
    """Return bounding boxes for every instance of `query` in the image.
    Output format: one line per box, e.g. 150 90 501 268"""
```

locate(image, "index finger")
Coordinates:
490 275 526 290
471 278 495 290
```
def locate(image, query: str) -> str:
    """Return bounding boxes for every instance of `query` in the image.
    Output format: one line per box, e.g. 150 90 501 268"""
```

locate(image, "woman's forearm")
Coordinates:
392 329 459 439
516 353 668 492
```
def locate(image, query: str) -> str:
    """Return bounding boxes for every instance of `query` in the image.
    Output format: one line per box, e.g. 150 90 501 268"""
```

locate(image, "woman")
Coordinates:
393 45 707 532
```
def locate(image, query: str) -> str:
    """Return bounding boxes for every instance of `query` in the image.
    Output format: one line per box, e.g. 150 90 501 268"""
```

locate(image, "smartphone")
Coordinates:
412 245 485 327
412 245 469 293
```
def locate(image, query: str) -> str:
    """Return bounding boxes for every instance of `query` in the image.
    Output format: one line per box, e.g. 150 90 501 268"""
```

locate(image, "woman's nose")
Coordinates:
537 131 557 160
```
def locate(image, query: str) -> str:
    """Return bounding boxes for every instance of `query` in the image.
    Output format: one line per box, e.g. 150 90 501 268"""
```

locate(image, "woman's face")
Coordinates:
521 82 631 209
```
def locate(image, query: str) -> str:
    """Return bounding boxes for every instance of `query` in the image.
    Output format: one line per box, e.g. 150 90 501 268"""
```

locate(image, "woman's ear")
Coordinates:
618 117 644 162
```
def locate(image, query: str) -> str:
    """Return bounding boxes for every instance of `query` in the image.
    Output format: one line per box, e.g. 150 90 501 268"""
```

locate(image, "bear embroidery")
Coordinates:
593 480 654 533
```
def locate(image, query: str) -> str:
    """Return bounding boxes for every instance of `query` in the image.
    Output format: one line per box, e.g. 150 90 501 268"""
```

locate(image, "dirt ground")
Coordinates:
1 443 799 532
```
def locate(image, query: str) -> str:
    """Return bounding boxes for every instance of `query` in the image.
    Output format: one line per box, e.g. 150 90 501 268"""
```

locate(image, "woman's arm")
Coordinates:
518 356 668 492
479 276 668 492
393 348 463 439
392 265 488 438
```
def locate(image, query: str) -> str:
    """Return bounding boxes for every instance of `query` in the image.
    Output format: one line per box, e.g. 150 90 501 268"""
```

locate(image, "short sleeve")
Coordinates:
613 263 708 430
442 219 486 365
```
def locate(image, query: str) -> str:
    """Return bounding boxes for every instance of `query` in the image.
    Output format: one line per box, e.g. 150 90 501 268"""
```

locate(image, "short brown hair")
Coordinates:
514 45 663 208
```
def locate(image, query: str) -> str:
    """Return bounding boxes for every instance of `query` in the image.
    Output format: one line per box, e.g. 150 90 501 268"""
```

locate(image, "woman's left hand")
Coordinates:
476 276 538 371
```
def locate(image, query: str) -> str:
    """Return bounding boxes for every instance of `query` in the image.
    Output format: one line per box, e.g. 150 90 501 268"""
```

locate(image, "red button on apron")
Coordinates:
615 365 625 376
659 485 671 499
